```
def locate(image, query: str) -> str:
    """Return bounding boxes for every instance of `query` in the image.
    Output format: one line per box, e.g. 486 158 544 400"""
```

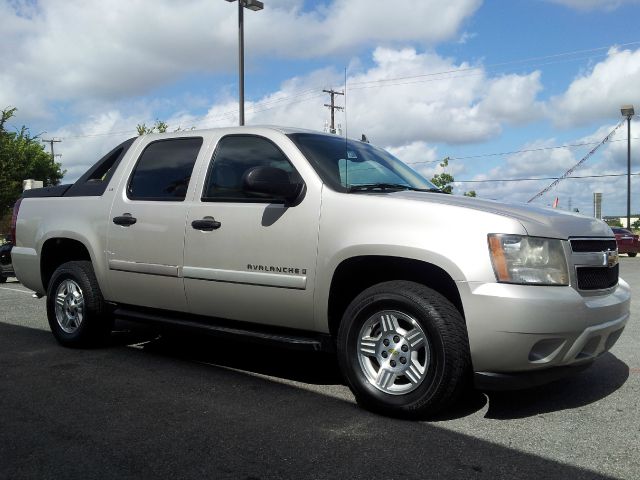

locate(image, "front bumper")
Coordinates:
474 362 593 391
459 278 630 376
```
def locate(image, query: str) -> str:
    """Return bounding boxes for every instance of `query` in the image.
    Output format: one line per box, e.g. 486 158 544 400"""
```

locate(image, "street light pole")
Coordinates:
238 0 244 126
621 105 635 229
225 0 264 126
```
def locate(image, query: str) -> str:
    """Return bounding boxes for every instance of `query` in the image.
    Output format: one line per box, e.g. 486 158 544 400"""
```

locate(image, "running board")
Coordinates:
112 306 334 353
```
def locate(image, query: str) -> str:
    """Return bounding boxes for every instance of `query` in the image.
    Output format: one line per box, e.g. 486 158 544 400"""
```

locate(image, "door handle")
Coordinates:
191 216 221 231
113 214 137 226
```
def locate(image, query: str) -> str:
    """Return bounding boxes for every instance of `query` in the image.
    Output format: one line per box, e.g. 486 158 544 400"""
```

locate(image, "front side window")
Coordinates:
127 137 203 201
202 135 299 202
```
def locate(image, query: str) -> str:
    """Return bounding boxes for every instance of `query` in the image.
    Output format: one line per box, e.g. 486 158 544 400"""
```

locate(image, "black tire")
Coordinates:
337 280 471 419
46 260 113 347
0 275 6 283
628 252 637 257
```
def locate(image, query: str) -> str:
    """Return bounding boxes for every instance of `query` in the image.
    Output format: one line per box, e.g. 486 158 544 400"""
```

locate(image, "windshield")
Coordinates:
287 133 440 193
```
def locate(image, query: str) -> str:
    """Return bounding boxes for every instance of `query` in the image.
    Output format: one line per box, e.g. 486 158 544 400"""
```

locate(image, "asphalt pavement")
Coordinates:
0 259 638 479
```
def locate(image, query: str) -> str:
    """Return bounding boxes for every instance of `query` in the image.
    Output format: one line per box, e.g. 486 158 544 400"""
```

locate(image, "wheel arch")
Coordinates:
327 255 465 339
40 237 93 292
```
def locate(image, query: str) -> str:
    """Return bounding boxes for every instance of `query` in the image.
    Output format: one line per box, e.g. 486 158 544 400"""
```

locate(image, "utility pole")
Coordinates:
323 89 344 134
621 105 634 229
41 138 61 162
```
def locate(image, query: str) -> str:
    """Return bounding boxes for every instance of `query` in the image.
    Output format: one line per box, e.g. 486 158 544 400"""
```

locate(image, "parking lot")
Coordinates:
0 259 638 480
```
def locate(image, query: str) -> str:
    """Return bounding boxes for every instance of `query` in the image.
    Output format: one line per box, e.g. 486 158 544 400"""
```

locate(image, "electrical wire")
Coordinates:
454 172 640 183
527 121 625 202
54 40 640 141
405 137 640 167
348 41 640 88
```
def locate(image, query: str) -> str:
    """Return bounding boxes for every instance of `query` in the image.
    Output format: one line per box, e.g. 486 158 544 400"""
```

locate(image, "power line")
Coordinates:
51 39 640 141
59 90 328 139
348 54 606 91
348 41 640 88
454 172 640 183
405 137 640 167
527 121 625 202
58 41 639 139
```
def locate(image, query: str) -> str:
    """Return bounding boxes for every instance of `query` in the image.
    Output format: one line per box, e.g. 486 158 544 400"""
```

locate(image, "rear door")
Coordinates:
182 133 321 330
105 136 206 311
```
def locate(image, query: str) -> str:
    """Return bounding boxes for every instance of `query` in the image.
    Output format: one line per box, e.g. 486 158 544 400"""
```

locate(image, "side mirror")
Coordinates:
243 166 304 205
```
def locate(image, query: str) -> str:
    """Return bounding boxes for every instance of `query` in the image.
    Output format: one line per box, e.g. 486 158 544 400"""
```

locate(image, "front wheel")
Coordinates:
46 260 113 347
0 275 6 283
337 280 471 419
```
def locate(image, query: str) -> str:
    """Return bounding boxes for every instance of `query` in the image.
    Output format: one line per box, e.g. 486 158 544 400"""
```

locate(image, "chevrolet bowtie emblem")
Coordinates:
603 250 618 268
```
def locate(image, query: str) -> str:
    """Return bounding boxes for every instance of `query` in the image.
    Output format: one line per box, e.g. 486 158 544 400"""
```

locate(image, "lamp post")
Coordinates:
621 105 635 229
225 0 264 126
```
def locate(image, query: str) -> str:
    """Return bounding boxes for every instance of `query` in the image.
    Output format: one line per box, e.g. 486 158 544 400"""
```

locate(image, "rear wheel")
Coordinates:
337 280 471 419
46 261 112 347
628 252 637 257
0 275 6 283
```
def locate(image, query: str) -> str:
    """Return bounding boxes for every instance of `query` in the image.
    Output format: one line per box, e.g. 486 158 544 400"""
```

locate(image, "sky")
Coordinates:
2 0 640 216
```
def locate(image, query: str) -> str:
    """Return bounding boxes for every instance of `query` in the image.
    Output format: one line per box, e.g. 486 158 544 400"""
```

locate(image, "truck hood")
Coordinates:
390 191 613 239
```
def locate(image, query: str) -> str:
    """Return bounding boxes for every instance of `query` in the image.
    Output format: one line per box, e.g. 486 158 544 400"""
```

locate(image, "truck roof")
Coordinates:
137 125 346 139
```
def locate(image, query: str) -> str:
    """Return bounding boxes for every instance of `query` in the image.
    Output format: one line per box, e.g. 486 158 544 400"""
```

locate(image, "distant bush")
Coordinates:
605 218 622 227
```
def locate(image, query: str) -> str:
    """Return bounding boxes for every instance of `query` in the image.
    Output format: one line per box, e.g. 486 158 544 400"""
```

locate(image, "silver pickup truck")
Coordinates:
12 126 630 418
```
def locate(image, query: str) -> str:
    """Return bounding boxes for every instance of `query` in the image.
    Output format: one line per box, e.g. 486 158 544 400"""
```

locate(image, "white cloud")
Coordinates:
549 47 640 127
460 122 639 215
478 72 544 124
49 111 137 180
239 48 544 148
0 0 481 119
546 0 640 11
52 47 546 182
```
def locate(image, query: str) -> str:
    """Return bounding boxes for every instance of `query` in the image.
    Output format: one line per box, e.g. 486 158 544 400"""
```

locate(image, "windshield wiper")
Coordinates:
347 183 444 193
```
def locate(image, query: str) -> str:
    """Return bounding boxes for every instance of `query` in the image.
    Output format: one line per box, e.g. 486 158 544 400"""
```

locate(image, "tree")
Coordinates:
136 119 193 136
430 157 476 197
0 107 65 217
431 157 454 194
136 119 168 135
605 218 622 227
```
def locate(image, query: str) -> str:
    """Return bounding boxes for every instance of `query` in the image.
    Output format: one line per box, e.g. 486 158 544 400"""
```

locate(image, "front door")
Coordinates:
183 134 320 330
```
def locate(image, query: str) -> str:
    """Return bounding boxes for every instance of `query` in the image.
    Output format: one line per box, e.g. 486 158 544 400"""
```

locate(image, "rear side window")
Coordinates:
64 137 135 197
202 135 298 202
128 137 203 201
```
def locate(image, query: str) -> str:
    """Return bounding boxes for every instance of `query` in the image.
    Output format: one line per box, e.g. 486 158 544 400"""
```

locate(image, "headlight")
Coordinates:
488 234 569 286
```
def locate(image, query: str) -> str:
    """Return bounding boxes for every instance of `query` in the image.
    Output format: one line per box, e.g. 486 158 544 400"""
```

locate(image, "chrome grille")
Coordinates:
569 238 619 291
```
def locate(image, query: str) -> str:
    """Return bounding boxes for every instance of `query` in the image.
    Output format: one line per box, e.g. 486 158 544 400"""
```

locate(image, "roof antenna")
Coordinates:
344 66 349 189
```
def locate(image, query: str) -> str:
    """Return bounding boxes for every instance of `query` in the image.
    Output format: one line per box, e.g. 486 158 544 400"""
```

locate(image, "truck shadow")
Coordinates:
481 353 629 420
0 321 623 480
112 321 629 421
111 320 344 385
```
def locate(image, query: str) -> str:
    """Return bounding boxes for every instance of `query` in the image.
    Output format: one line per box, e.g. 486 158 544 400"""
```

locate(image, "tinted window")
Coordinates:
128 137 202 201
65 137 136 197
203 135 298 202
